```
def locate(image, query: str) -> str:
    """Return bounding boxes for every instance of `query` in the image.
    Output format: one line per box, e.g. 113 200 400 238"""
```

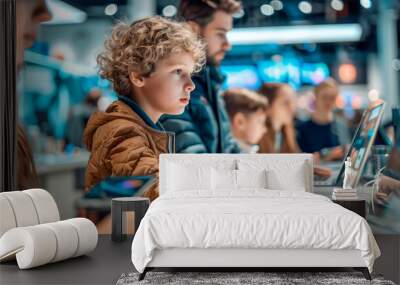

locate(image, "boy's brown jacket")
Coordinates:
83 100 174 201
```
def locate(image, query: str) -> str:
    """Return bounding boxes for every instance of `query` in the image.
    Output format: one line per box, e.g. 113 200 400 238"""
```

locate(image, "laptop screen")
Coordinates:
384 107 400 178
335 102 385 187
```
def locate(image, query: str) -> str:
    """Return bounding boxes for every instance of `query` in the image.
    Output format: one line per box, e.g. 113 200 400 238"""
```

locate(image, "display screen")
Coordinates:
221 65 262 90
301 63 330 85
85 175 154 198
221 60 330 91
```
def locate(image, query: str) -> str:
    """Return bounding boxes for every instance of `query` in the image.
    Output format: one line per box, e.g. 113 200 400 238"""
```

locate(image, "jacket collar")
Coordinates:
118 95 162 131
237 139 259 154
112 100 176 153
193 63 226 86
208 63 226 84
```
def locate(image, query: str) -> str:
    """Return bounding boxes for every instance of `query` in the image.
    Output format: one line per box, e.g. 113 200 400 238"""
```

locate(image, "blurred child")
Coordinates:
258 83 300 153
258 83 332 178
83 16 205 201
297 78 349 161
223 88 268 153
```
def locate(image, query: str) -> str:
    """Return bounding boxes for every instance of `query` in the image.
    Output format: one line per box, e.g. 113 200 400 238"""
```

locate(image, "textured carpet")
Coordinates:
116 271 396 285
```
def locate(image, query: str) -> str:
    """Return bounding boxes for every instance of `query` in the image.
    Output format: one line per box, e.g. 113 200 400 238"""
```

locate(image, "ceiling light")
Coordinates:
270 0 283 11
162 5 177 17
298 1 312 14
260 4 274 16
227 23 363 45
360 0 372 9
104 4 118 16
331 0 344 11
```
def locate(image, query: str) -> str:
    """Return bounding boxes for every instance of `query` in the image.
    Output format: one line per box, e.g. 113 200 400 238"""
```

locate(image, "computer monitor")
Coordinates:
334 102 385 188
385 107 400 179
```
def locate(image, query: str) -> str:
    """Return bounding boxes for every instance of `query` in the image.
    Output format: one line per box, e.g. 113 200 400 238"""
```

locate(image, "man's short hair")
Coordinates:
179 0 241 27
223 88 268 119
97 16 206 97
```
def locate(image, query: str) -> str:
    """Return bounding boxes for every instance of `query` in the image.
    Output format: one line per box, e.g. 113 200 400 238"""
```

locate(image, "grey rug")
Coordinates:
116 271 396 285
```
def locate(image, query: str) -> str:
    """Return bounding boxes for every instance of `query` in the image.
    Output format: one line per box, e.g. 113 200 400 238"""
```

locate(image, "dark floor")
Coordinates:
0 235 399 285
0 236 135 285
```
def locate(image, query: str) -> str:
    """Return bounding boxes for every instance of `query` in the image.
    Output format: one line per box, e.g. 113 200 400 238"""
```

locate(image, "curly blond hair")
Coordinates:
97 16 206 97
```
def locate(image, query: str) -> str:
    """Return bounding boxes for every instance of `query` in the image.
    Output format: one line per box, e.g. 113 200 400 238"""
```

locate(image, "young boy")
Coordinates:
223 88 268 153
84 16 205 201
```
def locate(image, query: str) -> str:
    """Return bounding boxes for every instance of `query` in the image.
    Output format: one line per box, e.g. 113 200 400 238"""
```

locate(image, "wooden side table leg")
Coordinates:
112 197 150 241
111 200 124 242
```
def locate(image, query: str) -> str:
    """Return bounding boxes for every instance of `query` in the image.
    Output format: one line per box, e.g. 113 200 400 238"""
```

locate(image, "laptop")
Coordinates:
314 102 385 187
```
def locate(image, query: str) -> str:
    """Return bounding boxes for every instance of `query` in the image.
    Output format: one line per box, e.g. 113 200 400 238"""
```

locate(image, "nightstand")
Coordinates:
111 197 150 242
332 199 366 218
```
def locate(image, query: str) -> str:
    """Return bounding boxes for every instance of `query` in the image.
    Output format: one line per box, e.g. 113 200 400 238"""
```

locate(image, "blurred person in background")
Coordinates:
160 0 242 153
258 83 332 177
223 88 268 153
257 83 300 154
16 0 51 189
65 88 103 147
297 78 350 161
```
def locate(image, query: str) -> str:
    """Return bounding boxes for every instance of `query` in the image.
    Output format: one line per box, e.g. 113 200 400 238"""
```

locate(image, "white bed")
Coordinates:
131 154 380 280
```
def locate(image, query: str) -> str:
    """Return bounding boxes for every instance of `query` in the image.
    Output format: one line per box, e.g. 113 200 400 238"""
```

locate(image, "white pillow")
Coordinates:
212 168 237 190
167 162 211 191
266 167 306 191
238 159 307 192
236 169 267 189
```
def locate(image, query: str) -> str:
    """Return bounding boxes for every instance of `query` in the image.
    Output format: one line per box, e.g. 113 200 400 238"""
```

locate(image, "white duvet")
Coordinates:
131 190 380 273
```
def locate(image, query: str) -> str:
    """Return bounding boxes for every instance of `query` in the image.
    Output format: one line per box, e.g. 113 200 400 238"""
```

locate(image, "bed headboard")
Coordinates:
159 154 314 194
